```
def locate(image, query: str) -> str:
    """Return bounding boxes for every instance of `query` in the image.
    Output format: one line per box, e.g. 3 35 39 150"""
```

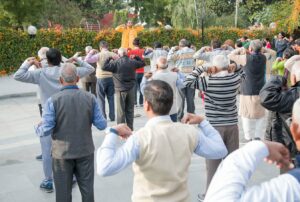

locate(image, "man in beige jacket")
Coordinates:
96 80 227 202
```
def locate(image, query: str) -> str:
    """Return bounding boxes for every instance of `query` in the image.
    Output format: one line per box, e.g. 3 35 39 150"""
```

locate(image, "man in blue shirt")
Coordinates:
38 63 106 202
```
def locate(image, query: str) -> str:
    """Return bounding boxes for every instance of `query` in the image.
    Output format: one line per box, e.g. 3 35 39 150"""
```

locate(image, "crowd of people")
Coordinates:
13 24 300 202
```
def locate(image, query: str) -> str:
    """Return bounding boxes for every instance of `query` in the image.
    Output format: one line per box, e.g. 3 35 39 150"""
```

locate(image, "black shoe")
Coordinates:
36 154 42 161
253 137 261 140
197 194 205 202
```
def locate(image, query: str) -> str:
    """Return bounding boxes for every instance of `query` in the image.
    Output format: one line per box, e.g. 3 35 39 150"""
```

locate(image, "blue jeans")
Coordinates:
96 78 115 121
40 135 52 180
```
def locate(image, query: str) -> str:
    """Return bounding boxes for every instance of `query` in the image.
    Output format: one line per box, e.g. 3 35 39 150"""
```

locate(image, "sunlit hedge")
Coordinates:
0 27 276 74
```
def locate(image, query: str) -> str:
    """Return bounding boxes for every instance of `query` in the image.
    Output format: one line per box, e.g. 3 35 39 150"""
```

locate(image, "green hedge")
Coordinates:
0 27 276 74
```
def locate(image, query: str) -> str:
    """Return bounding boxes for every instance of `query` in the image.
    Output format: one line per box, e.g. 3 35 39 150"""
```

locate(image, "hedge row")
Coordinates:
0 27 276 74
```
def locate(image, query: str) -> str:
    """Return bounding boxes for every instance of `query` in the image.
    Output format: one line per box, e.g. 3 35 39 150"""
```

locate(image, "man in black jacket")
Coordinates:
260 63 300 152
102 48 145 130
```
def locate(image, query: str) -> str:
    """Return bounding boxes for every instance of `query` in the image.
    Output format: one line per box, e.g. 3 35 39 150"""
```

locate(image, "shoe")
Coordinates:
36 154 42 161
241 138 252 144
197 194 205 202
134 113 142 118
40 179 53 193
253 137 261 140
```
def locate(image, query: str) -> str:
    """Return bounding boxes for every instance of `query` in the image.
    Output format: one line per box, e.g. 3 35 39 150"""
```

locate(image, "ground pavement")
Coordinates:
0 74 278 202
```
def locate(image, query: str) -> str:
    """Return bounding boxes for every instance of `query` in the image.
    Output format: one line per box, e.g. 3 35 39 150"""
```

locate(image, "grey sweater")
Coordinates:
14 60 94 106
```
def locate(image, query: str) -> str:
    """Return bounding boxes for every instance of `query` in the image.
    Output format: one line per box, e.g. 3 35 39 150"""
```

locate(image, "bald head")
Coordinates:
118 48 127 57
60 63 78 84
156 56 168 69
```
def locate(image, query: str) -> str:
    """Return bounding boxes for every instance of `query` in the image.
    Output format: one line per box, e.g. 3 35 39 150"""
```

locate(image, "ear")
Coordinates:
290 122 300 150
76 76 80 83
143 100 151 112
59 77 63 85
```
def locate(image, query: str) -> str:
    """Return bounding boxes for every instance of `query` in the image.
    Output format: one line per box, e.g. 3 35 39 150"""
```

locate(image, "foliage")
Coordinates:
0 27 276 75
113 10 129 27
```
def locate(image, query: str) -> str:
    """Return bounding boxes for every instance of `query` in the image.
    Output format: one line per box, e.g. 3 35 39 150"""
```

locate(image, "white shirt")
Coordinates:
205 141 300 202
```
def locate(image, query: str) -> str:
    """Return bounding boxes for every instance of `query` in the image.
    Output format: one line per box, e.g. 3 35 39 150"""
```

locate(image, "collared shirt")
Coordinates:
143 48 169 72
96 116 228 176
205 141 300 202
35 85 107 137
167 47 195 74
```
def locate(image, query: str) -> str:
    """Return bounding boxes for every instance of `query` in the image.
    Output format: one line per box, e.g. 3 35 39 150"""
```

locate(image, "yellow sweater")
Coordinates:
115 25 144 49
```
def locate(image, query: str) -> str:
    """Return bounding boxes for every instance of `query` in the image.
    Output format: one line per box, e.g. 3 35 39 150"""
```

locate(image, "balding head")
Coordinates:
249 40 263 53
118 48 127 57
60 63 79 85
291 99 300 150
156 56 168 69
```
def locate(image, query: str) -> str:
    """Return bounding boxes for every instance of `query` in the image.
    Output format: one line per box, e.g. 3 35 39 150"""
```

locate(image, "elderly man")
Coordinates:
79 46 97 96
140 56 184 122
193 39 233 63
185 55 244 201
38 63 107 202
85 41 118 122
204 99 300 202
97 80 227 202
115 20 144 49
102 48 145 130
167 39 196 121
143 41 169 72
228 40 271 141
14 48 94 192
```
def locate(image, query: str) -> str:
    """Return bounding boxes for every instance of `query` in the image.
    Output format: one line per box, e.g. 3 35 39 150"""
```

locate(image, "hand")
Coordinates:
181 113 205 124
264 141 293 170
144 72 153 79
228 63 237 73
204 46 212 52
207 66 218 74
129 55 136 59
73 52 81 58
172 46 179 51
91 49 98 54
171 67 179 72
65 57 78 63
112 124 132 139
112 49 118 54
26 57 37 65
276 57 283 62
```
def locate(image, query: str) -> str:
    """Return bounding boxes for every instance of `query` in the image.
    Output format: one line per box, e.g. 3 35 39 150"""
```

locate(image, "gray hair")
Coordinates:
179 39 188 47
85 46 93 53
118 48 127 56
293 98 300 124
38 47 49 59
60 63 78 83
212 55 230 69
156 56 168 69
249 39 263 53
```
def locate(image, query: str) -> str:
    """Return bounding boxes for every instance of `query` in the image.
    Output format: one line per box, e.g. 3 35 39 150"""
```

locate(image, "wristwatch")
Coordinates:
105 127 119 136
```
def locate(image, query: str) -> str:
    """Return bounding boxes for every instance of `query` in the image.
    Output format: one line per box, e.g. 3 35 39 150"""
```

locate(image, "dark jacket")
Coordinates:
260 76 300 153
241 53 266 95
102 56 145 92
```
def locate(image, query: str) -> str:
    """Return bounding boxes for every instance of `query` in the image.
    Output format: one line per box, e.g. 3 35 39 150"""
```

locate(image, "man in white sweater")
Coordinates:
204 99 300 202
97 79 227 202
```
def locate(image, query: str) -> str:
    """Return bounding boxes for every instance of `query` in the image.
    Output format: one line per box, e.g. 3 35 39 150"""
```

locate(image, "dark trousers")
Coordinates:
96 78 115 121
178 87 195 120
53 154 94 202
116 87 135 130
135 73 144 105
82 81 96 96
205 125 239 192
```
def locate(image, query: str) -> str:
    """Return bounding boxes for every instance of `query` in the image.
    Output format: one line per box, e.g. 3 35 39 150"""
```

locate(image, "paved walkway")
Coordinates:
0 92 278 202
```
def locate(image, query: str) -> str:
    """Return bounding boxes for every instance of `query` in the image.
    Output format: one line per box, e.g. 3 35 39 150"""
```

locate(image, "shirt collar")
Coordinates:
145 115 171 127
61 85 79 91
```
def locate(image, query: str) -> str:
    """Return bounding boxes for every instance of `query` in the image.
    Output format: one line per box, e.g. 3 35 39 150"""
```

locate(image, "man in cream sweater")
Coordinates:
96 80 228 202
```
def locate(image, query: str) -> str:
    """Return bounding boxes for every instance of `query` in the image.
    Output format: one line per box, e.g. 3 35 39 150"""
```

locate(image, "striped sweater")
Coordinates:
184 66 245 126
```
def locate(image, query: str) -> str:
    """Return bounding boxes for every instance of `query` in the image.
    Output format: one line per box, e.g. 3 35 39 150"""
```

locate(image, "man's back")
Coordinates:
132 119 198 202
51 88 95 159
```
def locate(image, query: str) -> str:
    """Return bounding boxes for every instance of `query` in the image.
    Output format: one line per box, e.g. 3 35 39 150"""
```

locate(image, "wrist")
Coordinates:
105 127 119 136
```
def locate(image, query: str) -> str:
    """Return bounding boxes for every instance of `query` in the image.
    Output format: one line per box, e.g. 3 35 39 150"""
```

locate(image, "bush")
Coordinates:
0 27 276 75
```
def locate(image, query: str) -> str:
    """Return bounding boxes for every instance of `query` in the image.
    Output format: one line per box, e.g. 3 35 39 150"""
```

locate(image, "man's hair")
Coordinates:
144 80 173 115
242 36 248 40
153 41 162 49
60 63 77 83
46 48 62 66
293 98 300 124
99 41 108 49
283 48 295 59
179 39 188 47
156 56 168 69
118 48 127 56
249 39 263 53
211 39 222 49
133 38 140 47
236 41 243 48
279 32 286 38
38 47 49 59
